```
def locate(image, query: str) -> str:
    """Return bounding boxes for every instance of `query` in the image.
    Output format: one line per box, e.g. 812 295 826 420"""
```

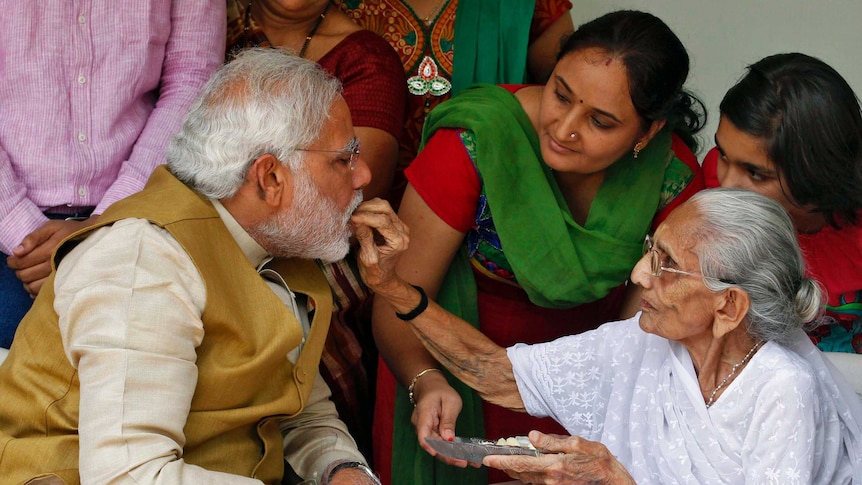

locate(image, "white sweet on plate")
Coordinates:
495 436 535 449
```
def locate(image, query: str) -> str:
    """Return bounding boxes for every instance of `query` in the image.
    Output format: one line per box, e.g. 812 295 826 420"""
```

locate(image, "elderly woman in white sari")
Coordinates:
351 188 862 484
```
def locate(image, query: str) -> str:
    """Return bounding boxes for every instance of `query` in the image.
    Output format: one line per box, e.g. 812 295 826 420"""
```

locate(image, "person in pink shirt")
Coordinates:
0 0 226 348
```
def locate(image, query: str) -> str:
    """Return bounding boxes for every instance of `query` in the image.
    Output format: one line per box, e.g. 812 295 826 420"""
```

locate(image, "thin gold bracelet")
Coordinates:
408 368 443 407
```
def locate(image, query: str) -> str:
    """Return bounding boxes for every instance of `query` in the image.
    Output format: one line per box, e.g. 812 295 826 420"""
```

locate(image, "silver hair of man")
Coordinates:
167 48 343 199
686 188 823 345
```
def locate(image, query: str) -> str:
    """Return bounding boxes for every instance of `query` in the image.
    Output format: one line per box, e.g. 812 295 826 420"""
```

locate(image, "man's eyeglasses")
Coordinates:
296 138 360 171
642 235 734 284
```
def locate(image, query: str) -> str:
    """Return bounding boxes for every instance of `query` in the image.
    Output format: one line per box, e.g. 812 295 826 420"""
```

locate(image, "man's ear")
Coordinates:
712 287 750 338
248 154 292 209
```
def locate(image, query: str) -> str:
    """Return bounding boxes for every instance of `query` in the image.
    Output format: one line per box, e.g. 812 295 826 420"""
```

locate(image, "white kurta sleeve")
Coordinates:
55 218 262 484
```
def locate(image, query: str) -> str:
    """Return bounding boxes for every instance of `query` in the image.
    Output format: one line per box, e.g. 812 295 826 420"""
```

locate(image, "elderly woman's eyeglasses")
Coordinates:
296 137 360 171
642 235 735 285
643 235 700 278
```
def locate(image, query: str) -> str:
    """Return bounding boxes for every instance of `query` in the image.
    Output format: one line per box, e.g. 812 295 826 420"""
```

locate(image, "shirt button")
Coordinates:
78 187 87 197
77 75 86 84
77 133 87 142
78 15 86 24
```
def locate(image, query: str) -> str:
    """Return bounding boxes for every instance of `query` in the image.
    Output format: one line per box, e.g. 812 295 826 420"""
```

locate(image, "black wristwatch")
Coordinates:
324 461 381 485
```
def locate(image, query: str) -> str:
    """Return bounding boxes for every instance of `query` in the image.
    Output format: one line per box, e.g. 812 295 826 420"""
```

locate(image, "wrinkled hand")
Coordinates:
351 198 409 293
7 216 99 296
411 374 479 468
482 431 635 485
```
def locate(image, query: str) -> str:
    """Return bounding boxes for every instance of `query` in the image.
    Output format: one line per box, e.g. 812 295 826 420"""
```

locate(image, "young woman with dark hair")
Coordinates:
704 52 862 353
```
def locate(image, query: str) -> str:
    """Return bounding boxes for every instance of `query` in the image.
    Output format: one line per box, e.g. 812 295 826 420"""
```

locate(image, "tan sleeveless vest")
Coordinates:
0 166 333 484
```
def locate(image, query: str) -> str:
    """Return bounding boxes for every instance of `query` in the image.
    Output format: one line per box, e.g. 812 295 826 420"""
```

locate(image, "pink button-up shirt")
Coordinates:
0 0 226 254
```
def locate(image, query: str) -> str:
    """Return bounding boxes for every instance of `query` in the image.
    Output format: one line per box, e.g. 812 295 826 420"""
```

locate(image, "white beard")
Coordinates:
250 168 362 262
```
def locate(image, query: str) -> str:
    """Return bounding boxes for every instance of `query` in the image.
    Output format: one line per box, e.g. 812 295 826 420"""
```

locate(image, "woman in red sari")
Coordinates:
333 0 575 206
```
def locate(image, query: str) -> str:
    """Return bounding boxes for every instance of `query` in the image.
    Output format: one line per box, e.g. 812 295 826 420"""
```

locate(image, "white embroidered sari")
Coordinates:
509 315 862 484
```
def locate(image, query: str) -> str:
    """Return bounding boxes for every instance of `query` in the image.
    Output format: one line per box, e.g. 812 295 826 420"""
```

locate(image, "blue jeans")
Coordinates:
0 254 32 348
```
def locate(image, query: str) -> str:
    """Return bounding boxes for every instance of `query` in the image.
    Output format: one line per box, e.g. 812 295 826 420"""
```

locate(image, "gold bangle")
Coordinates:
408 368 443 407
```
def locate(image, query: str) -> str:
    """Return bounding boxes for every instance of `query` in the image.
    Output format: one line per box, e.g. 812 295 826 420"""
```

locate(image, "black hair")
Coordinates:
559 10 705 151
720 53 862 227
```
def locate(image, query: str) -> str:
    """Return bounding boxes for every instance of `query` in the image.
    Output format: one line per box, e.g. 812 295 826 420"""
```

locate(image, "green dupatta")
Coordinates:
450 0 536 95
391 84 672 484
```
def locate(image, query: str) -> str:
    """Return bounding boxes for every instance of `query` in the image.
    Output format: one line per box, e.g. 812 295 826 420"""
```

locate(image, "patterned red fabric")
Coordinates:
317 30 407 139
315 258 378 460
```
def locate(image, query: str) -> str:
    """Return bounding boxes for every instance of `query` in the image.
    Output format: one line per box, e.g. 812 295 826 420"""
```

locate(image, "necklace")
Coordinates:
298 2 329 58
705 340 763 408
242 1 330 59
421 0 448 26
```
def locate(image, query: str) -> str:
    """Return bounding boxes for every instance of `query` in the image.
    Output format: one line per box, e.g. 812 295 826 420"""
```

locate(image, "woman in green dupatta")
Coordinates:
332 0 574 207
372 10 706 485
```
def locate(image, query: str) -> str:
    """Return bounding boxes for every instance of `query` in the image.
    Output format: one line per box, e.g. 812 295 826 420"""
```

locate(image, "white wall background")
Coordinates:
570 1 862 156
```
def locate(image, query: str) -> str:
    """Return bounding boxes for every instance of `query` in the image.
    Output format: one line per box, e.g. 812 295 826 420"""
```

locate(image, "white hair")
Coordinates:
167 48 343 199
687 188 824 345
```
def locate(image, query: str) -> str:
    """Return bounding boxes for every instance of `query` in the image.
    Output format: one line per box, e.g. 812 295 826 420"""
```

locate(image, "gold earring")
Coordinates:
633 142 644 159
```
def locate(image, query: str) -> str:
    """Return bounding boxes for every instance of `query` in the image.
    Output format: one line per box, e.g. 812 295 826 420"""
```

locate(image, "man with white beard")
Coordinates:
0 49 381 485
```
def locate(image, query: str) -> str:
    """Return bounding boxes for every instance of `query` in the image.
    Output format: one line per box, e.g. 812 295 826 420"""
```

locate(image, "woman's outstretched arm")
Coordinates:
352 198 524 412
